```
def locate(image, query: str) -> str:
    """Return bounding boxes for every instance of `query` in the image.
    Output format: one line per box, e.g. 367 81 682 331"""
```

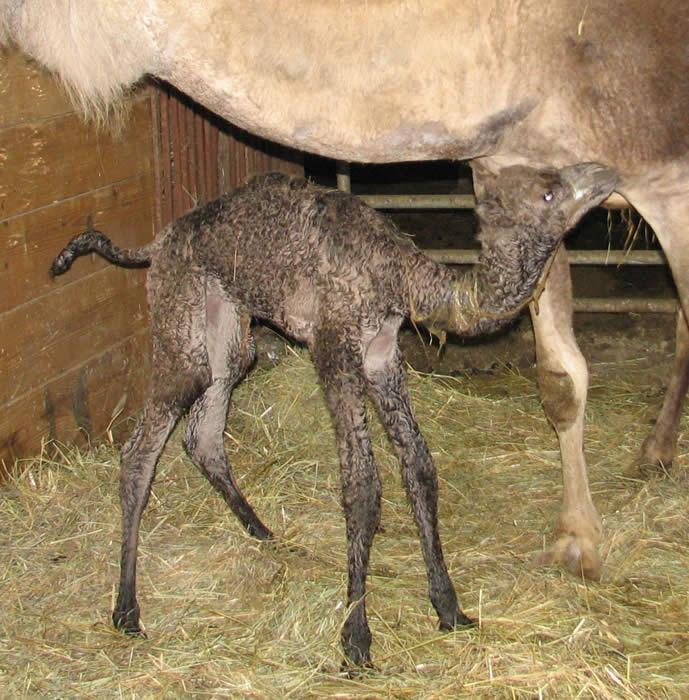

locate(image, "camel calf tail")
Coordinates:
51 229 152 277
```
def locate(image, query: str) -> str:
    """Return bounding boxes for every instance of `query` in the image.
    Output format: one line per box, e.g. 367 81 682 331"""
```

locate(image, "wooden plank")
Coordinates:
232 132 241 190
0 173 155 313
157 88 231 217
269 143 305 176
150 90 164 235
247 140 256 180
217 130 232 194
210 120 220 197
0 55 160 468
0 97 153 219
194 109 206 204
179 98 191 212
186 101 198 206
0 264 149 408
0 331 152 474
215 126 305 192
170 95 184 219
158 90 174 228
0 47 153 129
0 49 73 128
203 117 215 200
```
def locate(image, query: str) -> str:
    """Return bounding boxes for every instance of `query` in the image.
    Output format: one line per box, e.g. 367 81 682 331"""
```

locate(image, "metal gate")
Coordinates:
335 162 675 314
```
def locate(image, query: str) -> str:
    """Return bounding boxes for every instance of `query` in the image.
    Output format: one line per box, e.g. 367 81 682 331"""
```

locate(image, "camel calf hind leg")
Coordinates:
182 284 272 539
114 403 180 634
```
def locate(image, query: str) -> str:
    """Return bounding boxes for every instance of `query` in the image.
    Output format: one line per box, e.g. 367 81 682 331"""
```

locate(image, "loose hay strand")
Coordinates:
1 348 688 697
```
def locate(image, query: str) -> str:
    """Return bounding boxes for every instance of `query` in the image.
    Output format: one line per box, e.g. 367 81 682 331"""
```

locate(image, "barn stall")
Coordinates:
0 50 302 475
2 49 689 696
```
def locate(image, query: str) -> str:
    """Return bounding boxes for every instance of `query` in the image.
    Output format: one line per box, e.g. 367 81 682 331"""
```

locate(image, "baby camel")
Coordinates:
52 165 616 666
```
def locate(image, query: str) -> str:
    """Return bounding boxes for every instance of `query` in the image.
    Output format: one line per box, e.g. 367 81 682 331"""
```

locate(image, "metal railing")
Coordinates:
336 162 676 314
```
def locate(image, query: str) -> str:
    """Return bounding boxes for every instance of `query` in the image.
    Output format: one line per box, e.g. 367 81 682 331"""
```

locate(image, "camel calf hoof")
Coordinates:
439 608 475 630
113 609 147 638
339 659 379 677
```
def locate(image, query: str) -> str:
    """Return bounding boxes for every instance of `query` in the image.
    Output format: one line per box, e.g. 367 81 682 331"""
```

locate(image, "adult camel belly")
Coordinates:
5 0 686 169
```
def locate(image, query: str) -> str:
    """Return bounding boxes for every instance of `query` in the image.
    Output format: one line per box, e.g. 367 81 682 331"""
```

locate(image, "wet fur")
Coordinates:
8 0 689 607
52 168 615 665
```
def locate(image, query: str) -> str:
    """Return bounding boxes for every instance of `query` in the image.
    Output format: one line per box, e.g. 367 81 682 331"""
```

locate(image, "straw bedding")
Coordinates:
2 344 688 697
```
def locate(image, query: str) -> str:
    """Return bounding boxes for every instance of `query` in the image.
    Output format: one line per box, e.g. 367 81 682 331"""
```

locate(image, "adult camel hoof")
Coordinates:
636 436 675 477
536 532 602 581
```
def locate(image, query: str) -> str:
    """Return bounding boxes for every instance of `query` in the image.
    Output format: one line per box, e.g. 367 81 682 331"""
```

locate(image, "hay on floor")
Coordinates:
2 346 689 697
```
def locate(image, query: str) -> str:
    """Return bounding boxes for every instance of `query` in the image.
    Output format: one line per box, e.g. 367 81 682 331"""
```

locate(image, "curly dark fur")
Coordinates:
50 230 152 277
51 165 615 666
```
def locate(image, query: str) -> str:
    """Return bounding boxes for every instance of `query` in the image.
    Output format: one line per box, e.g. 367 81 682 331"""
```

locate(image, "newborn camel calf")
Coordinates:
52 165 616 666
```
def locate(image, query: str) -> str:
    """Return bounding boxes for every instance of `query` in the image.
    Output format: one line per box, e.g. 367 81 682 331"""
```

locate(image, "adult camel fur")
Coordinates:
3 0 689 582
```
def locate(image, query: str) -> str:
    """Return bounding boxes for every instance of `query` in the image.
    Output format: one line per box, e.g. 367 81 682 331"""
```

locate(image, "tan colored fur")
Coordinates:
2 0 157 119
3 1 688 173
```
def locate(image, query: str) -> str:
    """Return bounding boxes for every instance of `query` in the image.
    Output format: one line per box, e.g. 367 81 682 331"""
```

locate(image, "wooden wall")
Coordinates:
0 54 303 475
156 86 304 226
0 50 158 474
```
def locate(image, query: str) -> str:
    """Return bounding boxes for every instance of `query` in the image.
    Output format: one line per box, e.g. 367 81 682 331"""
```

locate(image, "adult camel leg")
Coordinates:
626 185 689 474
639 308 689 473
530 246 603 579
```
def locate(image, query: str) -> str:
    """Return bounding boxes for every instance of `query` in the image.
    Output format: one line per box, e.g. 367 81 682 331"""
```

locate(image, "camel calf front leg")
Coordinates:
529 247 603 580
363 330 471 630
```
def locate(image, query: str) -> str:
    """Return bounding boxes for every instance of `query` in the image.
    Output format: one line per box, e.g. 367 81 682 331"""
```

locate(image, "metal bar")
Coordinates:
573 298 676 313
361 193 475 209
559 250 667 266
424 248 667 266
362 192 625 210
336 161 352 192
